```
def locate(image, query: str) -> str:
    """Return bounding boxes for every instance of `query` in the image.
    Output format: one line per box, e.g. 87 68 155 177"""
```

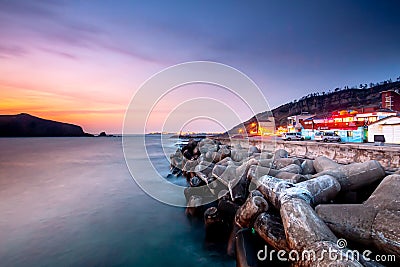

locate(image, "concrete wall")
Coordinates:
217 138 400 171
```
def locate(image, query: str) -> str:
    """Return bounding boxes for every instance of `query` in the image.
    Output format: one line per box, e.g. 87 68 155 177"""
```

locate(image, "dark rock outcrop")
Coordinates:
0 113 89 137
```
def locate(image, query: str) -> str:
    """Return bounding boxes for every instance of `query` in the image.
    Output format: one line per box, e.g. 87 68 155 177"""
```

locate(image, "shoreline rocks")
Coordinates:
169 138 399 266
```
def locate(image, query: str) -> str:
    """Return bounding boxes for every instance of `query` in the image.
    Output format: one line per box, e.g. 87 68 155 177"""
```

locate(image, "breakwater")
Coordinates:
215 138 400 172
170 138 400 266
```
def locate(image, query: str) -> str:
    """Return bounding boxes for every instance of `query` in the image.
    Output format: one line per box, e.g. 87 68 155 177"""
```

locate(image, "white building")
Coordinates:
368 116 400 144
287 113 314 133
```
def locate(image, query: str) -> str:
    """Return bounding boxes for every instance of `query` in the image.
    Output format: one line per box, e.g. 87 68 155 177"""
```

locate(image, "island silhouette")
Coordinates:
0 113 93 137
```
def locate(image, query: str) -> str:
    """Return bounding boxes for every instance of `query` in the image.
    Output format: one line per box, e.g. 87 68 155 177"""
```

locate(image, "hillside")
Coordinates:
0 113 90 137
226 80 400 135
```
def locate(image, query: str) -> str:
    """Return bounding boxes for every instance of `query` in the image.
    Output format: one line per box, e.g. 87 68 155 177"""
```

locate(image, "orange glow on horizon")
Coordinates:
0 85 126 134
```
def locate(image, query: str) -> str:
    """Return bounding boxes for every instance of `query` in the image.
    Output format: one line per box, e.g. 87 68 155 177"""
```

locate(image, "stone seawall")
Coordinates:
215 138 400 172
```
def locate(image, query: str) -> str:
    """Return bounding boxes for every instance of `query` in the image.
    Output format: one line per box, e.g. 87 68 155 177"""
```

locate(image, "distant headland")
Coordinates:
0 113 94 137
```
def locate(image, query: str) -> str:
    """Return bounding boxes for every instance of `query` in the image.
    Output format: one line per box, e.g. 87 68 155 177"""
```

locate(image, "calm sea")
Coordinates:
0 136 234 267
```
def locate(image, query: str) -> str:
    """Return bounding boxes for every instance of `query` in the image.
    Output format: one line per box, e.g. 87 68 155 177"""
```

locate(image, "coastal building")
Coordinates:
257 118 275 136
286 113 314 133
381 90 400 111
367 116 400 144
246 117 275 136
298 90 399 142
301 110 364 142
300 109 398 142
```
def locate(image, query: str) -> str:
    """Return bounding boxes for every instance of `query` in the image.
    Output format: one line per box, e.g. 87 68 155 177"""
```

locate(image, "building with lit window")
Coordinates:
381 90 400 111
257 118 275 135
246 117 275 136
287 113 314 133
298 90 400 142
300 109 398 142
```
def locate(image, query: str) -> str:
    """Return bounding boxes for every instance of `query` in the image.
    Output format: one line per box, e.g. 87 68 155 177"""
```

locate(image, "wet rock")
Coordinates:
297 175 341 205
274 149 288 159
248 189 264 198
204 207 228 242
212 164 239 187
364 174 400 210
231 149 249 162
337 160 386 191
256 175 341 209
184 184 214 204
235 195 269 228
313 156 339 173
281 198 362 266
248 145 260 154
258 159 273 168
218 198 240 224
230 175 250 204
316 175 400 258
315 160 386 191
274 172 306 183
170 150 184 171
254 212 289 251
260 152 274 159
301 159 315 175
198 138 218 154
182 139 199 160
189 176 203 187
247 165 271 181
274 158 301 169
185 195 203 217
235 228 266 267
183 159 199 173
227 224 241 257
176 138 395 266
195 161 214 175
236 158 259 179
278 163 302 174
219 146 231 160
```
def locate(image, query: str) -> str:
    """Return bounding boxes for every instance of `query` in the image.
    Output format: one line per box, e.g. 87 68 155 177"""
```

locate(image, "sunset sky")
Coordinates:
1 0 399 133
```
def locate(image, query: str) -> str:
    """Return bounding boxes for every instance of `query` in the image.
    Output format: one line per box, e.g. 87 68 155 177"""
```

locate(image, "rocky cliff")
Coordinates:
272 81 400 127
226 81 400 134
0 113 89 137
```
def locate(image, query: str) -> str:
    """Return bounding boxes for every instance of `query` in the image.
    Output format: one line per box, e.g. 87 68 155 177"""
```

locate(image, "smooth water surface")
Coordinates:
0 136 234 267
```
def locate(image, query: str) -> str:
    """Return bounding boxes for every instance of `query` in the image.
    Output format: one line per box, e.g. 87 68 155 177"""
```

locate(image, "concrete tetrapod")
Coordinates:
253 212 289 252
256 175 362 266
227 193 269 257
313 158 386 191
247 165 306 184
316 174 400 259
